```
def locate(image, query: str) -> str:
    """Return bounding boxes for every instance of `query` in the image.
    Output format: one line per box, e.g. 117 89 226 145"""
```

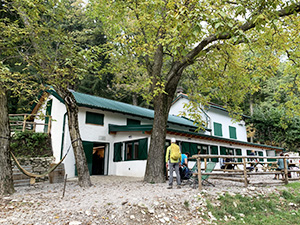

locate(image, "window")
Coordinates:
113 143 122 162
229 126 237 139
181 142 199 161
214 122 223 137
235 149 242 162
210 146 219 162
125 138 148 160
86 112 104 125
127 118 141 125
257 151 263 162
44 100 52 133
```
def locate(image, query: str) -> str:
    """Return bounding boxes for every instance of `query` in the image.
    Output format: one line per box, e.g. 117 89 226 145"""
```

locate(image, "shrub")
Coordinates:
10 131 53 157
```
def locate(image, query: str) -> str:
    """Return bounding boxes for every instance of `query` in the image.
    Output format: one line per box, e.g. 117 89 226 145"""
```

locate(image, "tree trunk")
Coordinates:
56 88 92 188
144 78 180 182
132 93 138 106
144 55 183 183
0 88 14 195
144 94 169 183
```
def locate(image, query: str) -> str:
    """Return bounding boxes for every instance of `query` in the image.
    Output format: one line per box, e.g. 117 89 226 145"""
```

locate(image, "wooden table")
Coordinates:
247 161 278 172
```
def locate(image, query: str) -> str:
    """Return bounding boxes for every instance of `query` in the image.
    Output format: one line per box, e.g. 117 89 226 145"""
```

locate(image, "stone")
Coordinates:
69 221 82 225
130 215 135 220
149 209 155 214
159 218 166 223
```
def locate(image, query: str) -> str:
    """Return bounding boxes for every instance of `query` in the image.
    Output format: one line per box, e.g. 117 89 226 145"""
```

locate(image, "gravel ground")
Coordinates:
0 174 288 225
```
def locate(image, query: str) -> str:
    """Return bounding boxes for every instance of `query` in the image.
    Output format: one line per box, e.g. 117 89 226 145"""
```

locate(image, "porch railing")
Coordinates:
9 114 52 134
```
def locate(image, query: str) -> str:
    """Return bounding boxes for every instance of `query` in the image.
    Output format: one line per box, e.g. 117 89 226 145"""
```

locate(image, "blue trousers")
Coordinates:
168 162 181 186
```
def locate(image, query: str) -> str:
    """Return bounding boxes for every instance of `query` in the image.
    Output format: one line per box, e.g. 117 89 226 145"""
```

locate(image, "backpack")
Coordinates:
170 144 181 161
182 167 192 180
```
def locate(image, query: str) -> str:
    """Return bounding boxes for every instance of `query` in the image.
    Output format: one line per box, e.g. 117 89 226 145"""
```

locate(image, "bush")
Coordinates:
10 131 53 157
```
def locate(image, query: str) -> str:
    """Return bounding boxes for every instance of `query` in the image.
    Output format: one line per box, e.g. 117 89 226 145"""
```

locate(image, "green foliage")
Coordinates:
10 131 52 157
206 185 300 224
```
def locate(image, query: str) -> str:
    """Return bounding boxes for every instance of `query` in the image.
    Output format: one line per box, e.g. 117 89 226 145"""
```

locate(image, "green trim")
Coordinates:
213 122 223 137
44 99 52 133
86 111 104 125
210 146 219 162
113 142 122 162
229 126 237 139
124 138 148 161
109 124 153 133
106 143 109 175
166 128 284 150
127 118 141 125
60 113 67 160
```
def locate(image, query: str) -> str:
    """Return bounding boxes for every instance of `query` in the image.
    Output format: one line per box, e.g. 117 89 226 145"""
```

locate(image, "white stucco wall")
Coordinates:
169 97 248 141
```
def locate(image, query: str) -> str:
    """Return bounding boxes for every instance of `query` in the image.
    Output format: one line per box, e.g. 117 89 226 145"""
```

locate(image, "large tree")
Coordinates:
1 0 93 188
89 0 300 183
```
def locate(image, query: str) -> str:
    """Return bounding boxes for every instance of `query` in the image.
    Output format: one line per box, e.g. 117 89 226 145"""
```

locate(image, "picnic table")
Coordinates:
223 161 278 172
247 161 278 172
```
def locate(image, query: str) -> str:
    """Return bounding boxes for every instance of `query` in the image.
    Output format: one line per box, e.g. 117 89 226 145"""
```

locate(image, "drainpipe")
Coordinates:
60 113 67 160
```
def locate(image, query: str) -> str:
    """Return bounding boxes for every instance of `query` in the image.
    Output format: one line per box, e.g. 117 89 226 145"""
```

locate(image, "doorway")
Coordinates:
81 141 108 176
92 144 105 175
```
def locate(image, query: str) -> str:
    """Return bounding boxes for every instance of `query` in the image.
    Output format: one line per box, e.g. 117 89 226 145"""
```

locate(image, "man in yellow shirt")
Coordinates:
165 138 182 189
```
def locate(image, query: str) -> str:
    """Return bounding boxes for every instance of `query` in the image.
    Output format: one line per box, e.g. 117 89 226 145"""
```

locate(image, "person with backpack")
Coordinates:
180 152 191 181
165 138 182 189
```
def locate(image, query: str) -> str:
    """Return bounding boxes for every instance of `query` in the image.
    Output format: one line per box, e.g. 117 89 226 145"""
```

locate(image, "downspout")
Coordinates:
60 112 67 160
200 107 212 135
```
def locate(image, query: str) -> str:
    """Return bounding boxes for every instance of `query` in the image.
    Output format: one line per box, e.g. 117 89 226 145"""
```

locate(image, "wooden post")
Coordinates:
243 157 248 188
204 158 207 170
197 158 202 190
22 114 26 132
284 157 288 185
47 115 52 134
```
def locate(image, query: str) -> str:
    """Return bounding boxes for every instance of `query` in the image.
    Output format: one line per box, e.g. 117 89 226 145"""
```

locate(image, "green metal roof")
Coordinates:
49 90 198 129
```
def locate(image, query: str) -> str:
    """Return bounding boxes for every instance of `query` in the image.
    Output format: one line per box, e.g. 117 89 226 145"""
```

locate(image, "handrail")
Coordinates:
9 114 52 134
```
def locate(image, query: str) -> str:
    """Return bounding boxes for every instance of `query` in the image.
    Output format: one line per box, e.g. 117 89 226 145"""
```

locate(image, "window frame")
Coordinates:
85 111 104 126
213 122 223 137
229 126 237 139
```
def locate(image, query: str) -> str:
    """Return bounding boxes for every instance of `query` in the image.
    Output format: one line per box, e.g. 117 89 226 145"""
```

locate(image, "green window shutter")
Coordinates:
235 149 242 162
82 141 94 175
181 142 190 154
220 146 227 155
44 99 52 133
247 150 252 155
190 143 198 157
229 126 237 139
113 143 122 162
210 146 219 162
127 118 141 125
86 112 104 125
214 122 223 137
138 138 148 160
258 151 263 162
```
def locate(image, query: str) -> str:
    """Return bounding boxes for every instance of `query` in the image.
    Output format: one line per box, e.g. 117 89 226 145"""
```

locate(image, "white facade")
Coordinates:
169 95 247 141
34 91 283 179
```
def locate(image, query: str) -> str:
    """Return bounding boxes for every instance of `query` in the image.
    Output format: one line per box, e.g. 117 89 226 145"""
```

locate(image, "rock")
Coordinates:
130 215 135 220
149 209 155 214
248 187 256 191
69 221 82 225
163 217 170 222
159 218 166 223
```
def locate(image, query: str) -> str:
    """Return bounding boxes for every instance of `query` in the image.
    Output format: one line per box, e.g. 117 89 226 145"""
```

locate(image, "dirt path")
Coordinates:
0 175 284 225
